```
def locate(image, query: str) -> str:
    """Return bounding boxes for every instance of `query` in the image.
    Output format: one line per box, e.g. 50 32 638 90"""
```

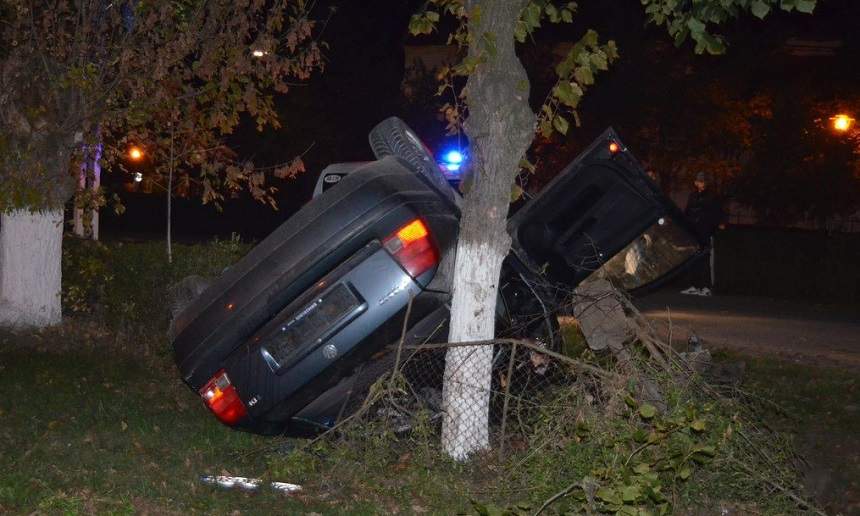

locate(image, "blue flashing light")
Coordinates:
443 150 464 164
444 162 461 172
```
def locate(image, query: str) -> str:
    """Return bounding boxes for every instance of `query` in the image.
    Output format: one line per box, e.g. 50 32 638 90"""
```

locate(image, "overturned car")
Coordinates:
171 117 703 436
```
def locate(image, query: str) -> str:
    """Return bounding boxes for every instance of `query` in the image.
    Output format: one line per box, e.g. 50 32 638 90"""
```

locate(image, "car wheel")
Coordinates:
368 117 457 206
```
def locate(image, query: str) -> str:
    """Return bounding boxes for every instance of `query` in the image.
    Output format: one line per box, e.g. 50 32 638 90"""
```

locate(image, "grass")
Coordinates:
2 323 856 514
714 351 860 514
3 240 855 514
0 329 350 515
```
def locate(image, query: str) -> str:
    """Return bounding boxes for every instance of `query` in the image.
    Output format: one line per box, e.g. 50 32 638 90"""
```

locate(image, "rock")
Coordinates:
572 278 633 352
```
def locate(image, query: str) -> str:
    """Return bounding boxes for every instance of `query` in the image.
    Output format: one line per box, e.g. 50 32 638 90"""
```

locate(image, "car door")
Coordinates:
507 128 705 293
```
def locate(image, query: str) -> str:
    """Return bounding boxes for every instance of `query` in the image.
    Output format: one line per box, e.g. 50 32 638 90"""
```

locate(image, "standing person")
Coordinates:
682 171 725 296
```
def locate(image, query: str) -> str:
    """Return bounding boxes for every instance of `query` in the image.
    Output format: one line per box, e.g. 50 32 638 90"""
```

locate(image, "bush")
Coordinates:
62 235 250 335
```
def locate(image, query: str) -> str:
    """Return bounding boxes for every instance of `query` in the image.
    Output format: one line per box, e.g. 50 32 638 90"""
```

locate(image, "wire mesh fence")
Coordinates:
304 275 623 459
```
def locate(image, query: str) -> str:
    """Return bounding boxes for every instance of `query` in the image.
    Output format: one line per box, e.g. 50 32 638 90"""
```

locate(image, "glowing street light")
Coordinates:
251 49 267 58
831 114 854 133
128 146 144 161
134 172 143 183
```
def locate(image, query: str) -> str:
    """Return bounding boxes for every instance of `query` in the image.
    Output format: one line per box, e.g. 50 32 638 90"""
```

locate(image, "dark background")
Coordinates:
98 0 860 242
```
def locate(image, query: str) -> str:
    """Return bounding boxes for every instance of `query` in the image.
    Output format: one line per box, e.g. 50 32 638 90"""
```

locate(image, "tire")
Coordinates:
368 117 458 206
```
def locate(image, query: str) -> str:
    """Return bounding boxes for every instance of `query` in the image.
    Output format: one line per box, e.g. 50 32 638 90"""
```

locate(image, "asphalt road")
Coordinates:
634 290 860 369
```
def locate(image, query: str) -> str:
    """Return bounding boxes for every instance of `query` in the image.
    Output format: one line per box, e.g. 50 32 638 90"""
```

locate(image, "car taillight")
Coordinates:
383 218 439 278
199 369 247 425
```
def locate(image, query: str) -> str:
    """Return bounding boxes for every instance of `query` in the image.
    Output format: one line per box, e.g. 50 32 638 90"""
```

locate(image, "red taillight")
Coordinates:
383 218 439 278
199 369 247 425
609 141 620 154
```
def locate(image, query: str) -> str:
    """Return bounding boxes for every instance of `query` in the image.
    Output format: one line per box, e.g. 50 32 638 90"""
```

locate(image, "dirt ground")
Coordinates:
636 291 860 370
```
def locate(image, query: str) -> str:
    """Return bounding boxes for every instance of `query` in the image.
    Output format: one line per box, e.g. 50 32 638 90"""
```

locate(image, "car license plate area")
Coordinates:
261 283 364 373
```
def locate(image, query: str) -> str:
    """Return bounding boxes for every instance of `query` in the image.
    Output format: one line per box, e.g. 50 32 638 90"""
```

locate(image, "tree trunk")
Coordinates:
0 209 64 328
441 0 536 460
167 124 175 264
72 142 102 240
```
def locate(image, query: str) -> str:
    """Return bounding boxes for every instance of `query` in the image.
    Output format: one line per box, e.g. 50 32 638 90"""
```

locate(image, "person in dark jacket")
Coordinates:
682 171 725 295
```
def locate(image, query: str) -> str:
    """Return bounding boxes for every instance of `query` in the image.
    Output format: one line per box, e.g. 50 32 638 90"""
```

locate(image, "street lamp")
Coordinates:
128 145 144 161
831 114 855 133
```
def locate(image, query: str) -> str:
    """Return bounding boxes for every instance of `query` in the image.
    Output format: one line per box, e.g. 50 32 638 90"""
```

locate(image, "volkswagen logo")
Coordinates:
322 344 338 360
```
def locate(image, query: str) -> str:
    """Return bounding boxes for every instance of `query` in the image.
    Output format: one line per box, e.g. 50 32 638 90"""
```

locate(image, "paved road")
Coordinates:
634 290 860 369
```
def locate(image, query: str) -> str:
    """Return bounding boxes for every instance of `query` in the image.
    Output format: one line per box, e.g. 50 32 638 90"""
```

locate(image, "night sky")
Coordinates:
100 0 860 241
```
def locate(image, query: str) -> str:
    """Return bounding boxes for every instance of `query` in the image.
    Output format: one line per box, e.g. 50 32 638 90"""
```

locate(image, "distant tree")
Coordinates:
735 97 859 227
0 1 322 328
408 0 816 460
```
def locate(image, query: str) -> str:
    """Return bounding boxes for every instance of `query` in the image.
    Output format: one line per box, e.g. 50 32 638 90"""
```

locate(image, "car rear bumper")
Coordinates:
221 240 428 433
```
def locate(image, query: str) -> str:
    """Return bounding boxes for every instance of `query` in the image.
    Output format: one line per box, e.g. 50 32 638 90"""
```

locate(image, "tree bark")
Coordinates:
167 123 175 264
441 0 536 460
73 143 102 240
0 209 64 328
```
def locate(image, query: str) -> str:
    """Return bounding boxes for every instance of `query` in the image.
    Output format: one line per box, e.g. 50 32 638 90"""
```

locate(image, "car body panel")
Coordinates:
171 156 459 433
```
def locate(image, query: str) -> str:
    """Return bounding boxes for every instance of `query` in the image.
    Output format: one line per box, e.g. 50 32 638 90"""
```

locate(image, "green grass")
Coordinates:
5 324 855 514
713 351 860 514
0 333 347 515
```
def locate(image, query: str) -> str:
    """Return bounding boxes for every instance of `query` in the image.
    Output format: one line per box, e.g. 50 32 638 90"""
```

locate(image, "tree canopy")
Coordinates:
0 0 323 212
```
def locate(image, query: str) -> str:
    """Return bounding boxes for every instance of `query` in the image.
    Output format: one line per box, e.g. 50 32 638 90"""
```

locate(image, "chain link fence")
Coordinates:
302 276 632 459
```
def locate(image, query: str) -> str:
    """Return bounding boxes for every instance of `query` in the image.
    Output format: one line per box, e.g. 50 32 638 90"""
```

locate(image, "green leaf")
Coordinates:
632 428 649 443
552 115 569 135
510 183 524 202
621 484 642 502
522 3 542 32
561 8 574 23
554 81 583 108
678 466 692 480
692 444 716 457
795 0 815 13
690 419 706 432
596 487 622 505
573 66 594 85
639 403 657 419
514 22 528 43
425 10 439 22
590 50 608 71
545 3 560 23
539 119 553 139
408 14 435 35
751 0 771 18
633 463 651 474
686 17 706 35
518 158 536 173
582 29 599 47
606 40 619 60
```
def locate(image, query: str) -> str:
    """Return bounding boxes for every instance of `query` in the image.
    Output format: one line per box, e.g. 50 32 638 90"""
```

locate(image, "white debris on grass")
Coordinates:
200 475 302 494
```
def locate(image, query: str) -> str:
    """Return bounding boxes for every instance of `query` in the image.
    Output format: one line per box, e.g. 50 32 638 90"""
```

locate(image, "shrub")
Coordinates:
62 235 250 335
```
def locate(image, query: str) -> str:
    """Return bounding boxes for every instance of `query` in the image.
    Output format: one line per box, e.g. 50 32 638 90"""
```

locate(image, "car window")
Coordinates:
597 216 699 290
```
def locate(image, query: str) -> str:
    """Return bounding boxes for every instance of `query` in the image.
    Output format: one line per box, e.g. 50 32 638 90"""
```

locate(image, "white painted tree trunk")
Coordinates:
0 209 64 328
440 0 535 460
441 241 505 460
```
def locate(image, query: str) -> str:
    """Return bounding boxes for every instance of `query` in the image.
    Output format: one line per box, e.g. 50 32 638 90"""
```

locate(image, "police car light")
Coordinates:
440 149 465 174
444 150 463 164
